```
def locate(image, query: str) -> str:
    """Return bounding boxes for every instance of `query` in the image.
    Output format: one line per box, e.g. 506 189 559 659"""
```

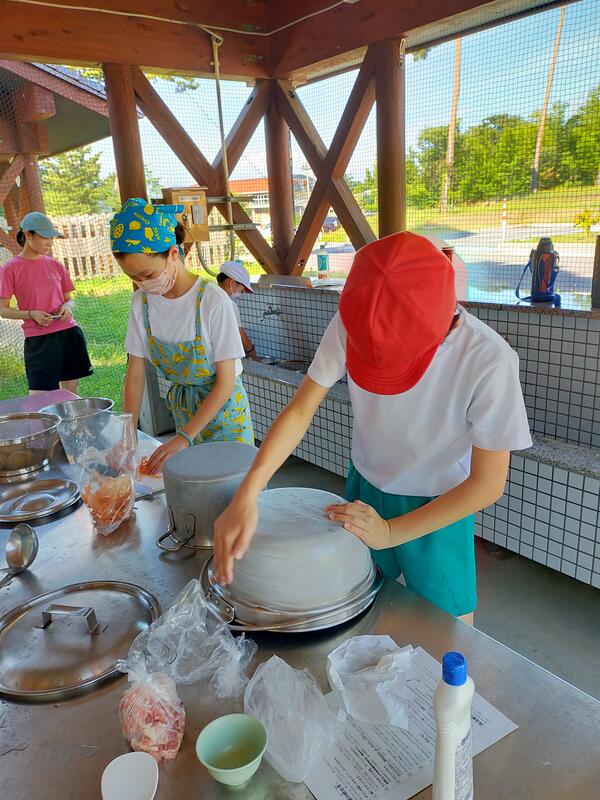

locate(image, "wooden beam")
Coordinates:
15 84 56 123
37 0 269 30
284 49 376 274
0 3 269 79
22 154 45 213
0 228 19 255
270 0 505 77
0 155 24 204
375 38 405 236
274 80 375 251
132 68 282 274
0 60 108 116
211 80 272 186
132 67 214 186
265 82 294 262
103 64 147 202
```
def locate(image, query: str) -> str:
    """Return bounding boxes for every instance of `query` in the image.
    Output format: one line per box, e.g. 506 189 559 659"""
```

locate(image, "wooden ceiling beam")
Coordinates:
36 0 269 30
131 67 282 273
284 48 376 274
269 0 504 77
0 2 269 79
274 80 375 252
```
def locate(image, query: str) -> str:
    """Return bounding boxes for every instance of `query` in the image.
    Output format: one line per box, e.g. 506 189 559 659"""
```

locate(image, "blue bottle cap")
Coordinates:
442 652 467 686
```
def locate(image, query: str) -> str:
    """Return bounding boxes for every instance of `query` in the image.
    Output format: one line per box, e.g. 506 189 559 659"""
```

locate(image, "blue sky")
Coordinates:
93 0 600 184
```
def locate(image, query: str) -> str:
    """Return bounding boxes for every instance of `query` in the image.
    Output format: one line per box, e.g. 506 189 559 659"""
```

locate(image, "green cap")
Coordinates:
19 212 64 239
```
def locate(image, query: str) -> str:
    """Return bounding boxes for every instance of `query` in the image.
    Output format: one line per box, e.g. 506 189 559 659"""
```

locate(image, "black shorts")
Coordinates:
24 326 93 391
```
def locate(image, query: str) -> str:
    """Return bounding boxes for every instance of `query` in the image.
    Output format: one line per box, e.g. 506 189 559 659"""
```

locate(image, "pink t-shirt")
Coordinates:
0 255 77 338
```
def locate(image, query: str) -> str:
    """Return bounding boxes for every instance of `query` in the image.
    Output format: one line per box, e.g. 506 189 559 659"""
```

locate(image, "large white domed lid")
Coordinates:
230 487 374 613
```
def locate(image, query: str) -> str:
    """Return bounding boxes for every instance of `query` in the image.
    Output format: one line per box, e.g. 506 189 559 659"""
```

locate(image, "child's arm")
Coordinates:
326 447 510 548
0 297 53 326
123 355 147 430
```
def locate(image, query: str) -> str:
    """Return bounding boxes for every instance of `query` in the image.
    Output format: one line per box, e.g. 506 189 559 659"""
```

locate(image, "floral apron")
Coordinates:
141 284 254 445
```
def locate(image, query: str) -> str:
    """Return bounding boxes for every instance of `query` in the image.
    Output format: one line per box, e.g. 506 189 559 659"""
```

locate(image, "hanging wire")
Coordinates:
210 33 236 262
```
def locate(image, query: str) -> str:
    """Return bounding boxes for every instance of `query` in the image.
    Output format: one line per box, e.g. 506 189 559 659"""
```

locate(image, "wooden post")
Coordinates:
22 154 45 212
592 235 600 310
265 83 295 265
375 38 406 237
103 63 146 202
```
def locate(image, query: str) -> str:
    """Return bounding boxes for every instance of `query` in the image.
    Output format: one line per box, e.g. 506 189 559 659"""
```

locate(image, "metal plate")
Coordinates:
0 581 160 701
201 557 383 633
0 478 80 522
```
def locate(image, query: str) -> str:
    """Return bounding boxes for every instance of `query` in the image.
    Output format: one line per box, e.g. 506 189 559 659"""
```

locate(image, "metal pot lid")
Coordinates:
163 441 258 483
201 557 383 633
0 581 160 702
0 479 80 523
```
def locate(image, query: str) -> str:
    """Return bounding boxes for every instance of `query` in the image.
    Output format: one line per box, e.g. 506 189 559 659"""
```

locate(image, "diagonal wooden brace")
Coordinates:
131 69 282 274
278 48 377 274
273 80 376 256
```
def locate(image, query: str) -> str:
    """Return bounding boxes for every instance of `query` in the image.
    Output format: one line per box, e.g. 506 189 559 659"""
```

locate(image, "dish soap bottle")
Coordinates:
433 651 475 800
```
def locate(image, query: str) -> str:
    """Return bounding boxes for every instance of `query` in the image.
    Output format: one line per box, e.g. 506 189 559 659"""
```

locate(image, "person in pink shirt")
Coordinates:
0 212 93 394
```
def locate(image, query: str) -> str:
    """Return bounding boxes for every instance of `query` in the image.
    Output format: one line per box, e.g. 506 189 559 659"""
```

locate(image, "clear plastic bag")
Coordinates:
327 636 414 727
244 655 346 783
62 411 137 535
118 580 256 761
119 672 185 762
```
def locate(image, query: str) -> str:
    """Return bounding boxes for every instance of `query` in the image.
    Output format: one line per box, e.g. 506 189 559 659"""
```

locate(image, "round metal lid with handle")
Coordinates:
0 581 160 702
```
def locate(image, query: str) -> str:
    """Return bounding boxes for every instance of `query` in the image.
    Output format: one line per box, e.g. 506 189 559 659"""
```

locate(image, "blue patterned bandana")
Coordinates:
110 198 184 254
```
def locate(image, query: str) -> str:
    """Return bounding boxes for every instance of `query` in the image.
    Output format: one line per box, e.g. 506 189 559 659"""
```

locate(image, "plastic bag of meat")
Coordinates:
60 411 137 535
117 580 256 760
119 673 185 762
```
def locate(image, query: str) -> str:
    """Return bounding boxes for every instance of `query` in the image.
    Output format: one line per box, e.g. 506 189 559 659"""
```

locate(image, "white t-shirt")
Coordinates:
308 306 532 497
125 280 244 376
231 298 242 327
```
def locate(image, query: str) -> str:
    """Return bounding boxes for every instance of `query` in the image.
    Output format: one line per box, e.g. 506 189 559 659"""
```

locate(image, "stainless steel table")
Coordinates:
1 484 599 798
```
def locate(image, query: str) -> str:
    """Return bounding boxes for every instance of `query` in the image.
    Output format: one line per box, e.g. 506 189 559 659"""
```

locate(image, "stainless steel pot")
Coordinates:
158 441 258 551
39 397 114 420
0 413 61 482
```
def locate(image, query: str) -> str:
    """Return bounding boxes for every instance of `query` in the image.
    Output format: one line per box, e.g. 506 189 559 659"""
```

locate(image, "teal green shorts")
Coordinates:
346 464 477 616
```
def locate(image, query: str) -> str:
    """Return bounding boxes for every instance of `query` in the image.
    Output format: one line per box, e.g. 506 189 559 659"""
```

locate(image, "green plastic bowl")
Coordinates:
196 713 268 787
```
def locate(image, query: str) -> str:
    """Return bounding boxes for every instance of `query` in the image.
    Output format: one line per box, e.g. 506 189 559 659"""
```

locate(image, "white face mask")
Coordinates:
134 255 177 295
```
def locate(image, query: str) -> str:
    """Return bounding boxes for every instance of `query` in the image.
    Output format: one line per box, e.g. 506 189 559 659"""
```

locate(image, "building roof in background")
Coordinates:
229 177 270 195
0 61 140 158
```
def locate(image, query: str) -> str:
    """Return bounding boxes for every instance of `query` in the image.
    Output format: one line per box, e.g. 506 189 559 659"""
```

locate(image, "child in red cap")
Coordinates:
213 233 531 622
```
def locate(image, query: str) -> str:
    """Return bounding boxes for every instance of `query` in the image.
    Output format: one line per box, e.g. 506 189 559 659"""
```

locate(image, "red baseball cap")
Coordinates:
339 232 456 395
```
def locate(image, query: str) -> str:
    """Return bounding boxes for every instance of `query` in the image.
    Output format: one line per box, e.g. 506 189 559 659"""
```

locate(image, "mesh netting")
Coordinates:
1 0 599 405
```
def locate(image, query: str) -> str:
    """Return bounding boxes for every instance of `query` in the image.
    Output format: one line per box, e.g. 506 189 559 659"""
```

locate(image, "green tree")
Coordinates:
567 88 600 185
39 146 120 215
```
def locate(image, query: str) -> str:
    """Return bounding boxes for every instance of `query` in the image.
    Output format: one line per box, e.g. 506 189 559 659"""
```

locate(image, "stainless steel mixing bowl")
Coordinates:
0 413 61 481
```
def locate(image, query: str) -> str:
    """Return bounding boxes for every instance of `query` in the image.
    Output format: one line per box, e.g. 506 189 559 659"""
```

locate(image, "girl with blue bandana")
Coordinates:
110 198 254 473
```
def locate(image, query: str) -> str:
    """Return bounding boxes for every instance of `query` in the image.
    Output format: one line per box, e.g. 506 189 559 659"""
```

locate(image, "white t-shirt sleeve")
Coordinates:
207 290 245 363
124 292 150 359
467 350 532 451
308 312 347 388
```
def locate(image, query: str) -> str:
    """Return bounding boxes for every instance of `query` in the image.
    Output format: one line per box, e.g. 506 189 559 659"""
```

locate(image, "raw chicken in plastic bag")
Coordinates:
327 635 414 727
61 411 137 535
244 655 346 783
118 580 256 761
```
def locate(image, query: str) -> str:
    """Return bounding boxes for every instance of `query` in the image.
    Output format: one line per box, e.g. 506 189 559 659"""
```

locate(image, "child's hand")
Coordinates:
54 305 72 322
30 310 53 326
325 500 393 550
